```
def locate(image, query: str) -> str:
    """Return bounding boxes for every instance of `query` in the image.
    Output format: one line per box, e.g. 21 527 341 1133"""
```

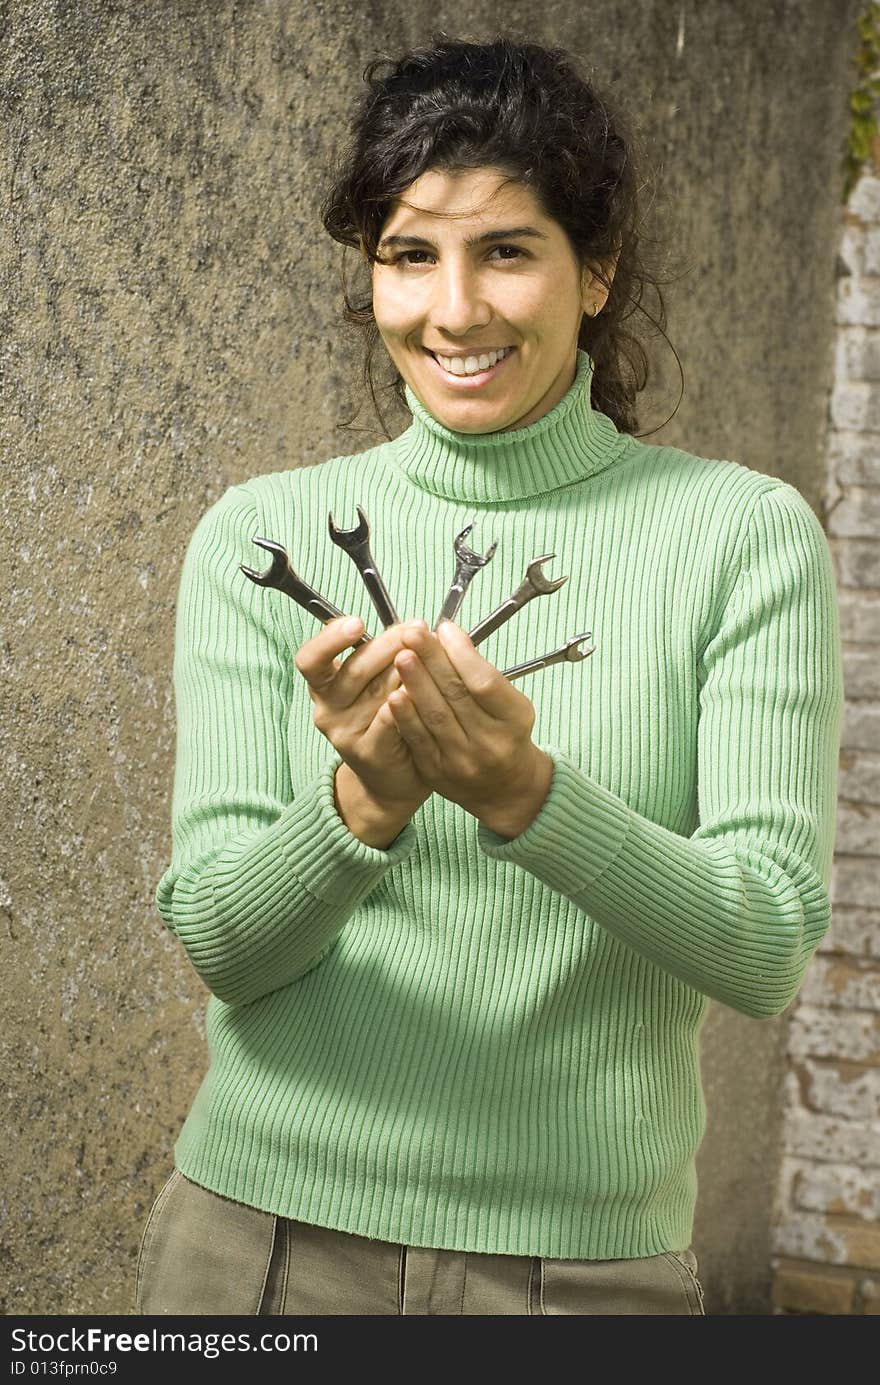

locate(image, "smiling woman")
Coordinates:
322 33 668 441
368 166 609 432
142 31 843 1317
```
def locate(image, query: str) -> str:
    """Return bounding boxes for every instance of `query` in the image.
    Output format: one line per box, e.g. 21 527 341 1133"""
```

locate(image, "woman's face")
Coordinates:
370 166 611 434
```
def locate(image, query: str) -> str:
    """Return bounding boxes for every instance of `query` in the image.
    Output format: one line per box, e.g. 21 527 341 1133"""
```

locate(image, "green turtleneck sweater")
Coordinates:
155 350 843 1259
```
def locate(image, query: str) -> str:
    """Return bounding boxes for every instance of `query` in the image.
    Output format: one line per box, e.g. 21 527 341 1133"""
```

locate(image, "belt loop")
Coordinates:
258 1216 290 1316
397 1243 408 1315
526 1256 537 1315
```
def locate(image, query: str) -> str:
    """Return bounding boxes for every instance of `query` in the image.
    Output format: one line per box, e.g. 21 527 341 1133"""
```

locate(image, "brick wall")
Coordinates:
770 159 880 1316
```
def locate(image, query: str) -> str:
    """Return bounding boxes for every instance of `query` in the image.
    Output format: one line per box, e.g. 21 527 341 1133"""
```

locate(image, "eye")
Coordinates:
392 245 525 267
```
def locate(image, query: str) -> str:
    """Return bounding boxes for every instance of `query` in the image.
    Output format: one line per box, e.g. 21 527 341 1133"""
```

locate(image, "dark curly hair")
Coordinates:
320 31 681 438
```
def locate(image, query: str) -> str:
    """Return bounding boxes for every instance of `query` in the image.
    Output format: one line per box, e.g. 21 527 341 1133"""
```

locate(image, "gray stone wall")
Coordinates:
1 0 861 1313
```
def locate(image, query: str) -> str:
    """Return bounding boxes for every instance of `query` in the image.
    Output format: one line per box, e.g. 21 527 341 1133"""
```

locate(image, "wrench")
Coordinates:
502 631 595 682
327 505 400 629
434 518 498 629
240 535 372 646
467 554 568 648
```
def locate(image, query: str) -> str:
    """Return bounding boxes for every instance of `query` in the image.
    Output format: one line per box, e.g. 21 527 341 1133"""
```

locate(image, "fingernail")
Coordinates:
405 618 429 631
342 617 362 636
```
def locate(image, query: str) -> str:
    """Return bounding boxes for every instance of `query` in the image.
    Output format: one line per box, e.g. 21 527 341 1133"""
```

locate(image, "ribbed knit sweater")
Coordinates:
155 348 843 1259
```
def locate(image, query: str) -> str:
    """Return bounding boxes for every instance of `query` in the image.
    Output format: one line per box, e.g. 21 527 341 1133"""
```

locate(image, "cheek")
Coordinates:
500 279 563 330
534 275 579 320
372 278 419 332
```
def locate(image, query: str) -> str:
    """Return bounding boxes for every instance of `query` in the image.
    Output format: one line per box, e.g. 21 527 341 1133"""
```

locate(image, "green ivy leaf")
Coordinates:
843 3 880 201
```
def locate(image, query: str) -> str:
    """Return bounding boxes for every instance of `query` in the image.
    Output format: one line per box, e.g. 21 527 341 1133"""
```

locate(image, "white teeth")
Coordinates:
433 346 512 376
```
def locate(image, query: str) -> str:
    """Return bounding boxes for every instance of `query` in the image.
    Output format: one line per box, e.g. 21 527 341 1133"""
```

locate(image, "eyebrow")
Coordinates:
378 226 549 252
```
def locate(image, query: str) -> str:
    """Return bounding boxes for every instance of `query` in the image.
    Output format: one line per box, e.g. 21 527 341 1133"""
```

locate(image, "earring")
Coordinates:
588 303 600 318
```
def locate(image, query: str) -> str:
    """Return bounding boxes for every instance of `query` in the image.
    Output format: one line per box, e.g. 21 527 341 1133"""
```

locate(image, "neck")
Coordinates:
390 349 629 505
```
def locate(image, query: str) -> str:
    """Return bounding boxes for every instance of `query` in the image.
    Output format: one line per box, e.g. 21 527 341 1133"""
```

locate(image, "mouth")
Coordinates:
423 345 516 388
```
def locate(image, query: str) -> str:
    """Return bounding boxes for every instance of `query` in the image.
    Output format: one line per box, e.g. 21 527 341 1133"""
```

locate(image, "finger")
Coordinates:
296 617 423 704
369 699 432 786
358 697 410 765
386 687 442 778
397 622 494 735
372 697 403 740
294 616 366 694
434 619 526 717
393 647 467 748
335 620 427 705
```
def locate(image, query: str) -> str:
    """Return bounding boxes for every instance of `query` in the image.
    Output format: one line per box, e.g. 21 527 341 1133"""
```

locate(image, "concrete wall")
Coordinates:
1 0 861 1314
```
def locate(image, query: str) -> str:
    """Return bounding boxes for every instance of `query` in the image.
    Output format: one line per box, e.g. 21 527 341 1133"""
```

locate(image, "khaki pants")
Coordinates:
135 1168 705 1316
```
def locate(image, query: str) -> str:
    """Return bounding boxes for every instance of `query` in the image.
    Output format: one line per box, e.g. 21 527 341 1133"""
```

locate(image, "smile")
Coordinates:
423 346 516 388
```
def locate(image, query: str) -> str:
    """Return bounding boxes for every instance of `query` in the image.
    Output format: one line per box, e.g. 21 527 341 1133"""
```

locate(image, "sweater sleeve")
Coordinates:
155 483 418 1006
477 483 844 1019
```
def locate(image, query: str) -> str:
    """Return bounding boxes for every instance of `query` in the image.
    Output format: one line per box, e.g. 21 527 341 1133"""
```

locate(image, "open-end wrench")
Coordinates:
434 518 498 629
467 554 568 648
502 631 595 682
240 535 372 646
327 505 400 629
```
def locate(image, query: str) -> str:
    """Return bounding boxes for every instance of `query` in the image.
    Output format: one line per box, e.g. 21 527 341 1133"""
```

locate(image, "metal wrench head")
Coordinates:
327 504 370 547
239 535 291 587
326 502 400 627
523 554 569 597
454 518 498 571
562 632 595 663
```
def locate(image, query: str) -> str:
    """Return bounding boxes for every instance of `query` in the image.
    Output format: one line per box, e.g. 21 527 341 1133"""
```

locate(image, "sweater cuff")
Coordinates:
275 755 418 901
476 745 631 896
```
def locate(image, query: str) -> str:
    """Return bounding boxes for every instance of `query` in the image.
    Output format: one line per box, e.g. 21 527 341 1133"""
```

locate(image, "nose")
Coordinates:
430 257 491 337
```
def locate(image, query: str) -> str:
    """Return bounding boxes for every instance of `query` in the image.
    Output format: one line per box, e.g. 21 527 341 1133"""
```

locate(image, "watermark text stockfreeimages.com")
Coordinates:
10 1326 317 1363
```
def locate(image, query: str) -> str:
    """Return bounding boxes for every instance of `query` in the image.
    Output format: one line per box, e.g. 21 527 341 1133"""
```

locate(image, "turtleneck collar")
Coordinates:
388 348 629 504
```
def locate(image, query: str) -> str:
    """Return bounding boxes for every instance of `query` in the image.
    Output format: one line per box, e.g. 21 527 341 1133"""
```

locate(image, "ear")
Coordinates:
580 251 619 315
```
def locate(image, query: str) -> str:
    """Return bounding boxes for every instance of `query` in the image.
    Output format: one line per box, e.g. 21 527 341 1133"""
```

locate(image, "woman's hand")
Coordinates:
386 619 554 838
294 615 433 818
